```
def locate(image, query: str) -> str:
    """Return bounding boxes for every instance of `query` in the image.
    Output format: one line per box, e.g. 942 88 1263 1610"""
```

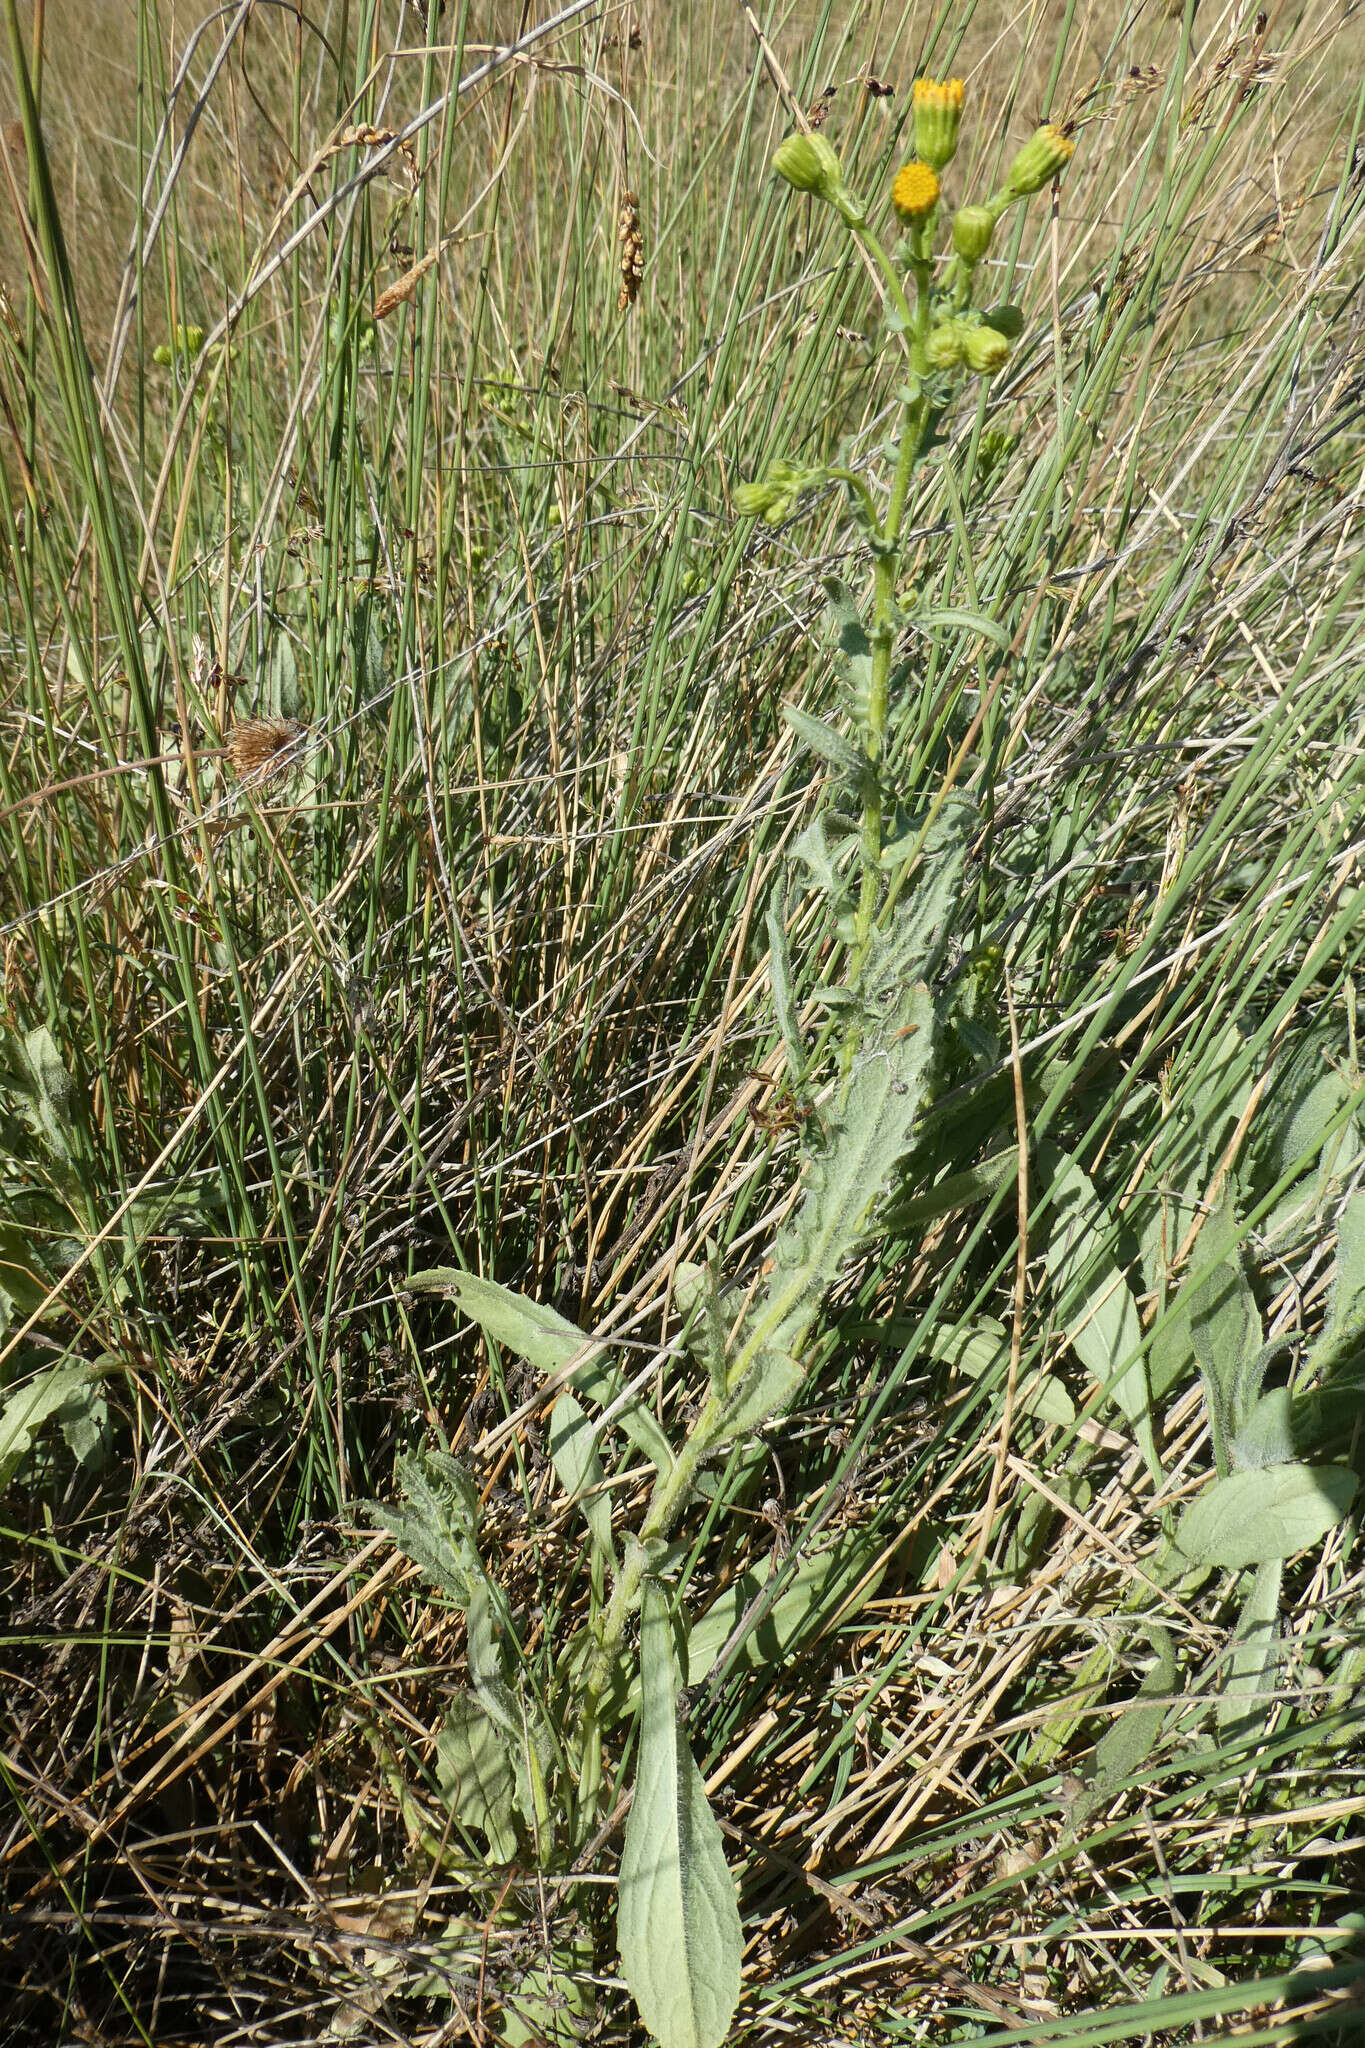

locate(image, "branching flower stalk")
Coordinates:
575 88 1079 1806
741 92 1076 995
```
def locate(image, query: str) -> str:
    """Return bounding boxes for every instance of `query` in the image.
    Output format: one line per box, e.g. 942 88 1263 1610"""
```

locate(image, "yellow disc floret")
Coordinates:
892 160 940 224
913 76 965 170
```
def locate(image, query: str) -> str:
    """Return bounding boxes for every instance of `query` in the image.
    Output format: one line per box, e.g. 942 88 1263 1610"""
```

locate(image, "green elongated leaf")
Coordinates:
363 1447 482 1602
407 1268 603 1378
21 1026 75 1162
406 1268 674 1476
620 1534 883 1715
1229 1386 1294 1470
908 605 1011 648
780 702 865 778
0 1361 98 1487
548 1391 615 1565
500 1939 596 2046
712 804 970 1450
1186 1182 1261 1467
822 578 873 724
436 1693 519 1862
789 816 839 896
1041 1145 1159 1480
1173 1462 1357 1568
929 1316 1077 1429
0 1224 50 1326
1329 1189 1365 1339
1088 1623 1177 1807
1217 1559 1282 1736
617 1582 742 2048
883 1146 1017 1232
765 881 806 1084
713 990 934 1449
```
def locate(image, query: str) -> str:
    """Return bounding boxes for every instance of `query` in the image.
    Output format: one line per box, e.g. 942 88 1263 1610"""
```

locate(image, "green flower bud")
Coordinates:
735 459 824 523
1002 123 1076 200
912 77 965 172
982 302 1024 340
963 325 1011 376
951 205 995 264
771 132 844 203
925 321 965 370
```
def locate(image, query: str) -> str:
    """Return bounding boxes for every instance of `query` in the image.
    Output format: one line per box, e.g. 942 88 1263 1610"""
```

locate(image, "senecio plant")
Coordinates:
375 82 1075 2048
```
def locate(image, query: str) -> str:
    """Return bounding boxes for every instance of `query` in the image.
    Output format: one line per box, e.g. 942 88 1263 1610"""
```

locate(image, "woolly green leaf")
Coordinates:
0 1224 50 1326
1089 1623 1177 1802
21 1026 75 1163
1173 1463 1356 1568
618 1534 883 1714
436 1693 519 1862
1217 1560 1281 1736
883 1146 1017 1232
1329 1189 1365 1339
908 605 1011 648
617 1582 742 2048
548 1390 615 1565
363 1447 482 1603
1186 1183 1261 1466
765 881 807 1084
0 1361 99 1487
713 987 934 1448
500 1937 596 2047
1229 1385 1294 1471
405 1268 674 1476
711 805 970 1448
1041 1145 1158 1480
781 702 865 778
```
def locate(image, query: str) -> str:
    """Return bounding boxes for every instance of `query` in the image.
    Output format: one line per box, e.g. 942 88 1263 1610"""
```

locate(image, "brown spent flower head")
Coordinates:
617 190 644 311
892 160 940 224
227 717 309 787
912 77 964 170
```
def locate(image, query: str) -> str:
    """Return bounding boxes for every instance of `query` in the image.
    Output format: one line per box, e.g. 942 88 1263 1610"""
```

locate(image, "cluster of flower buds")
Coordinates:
734 459 829 523
767 79 1076 387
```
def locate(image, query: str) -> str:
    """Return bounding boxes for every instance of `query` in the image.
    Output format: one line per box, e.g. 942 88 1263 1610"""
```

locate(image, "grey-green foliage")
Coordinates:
0 1358 106 1487
404 1269 675 1476
1041 1143 1158 1480
616 1582 742 2048
364 1450 551 1860
709 798 971 1448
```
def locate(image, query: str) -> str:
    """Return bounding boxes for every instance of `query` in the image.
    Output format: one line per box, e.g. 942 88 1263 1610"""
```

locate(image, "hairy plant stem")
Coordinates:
847 226 935 995
575 1409 718 1816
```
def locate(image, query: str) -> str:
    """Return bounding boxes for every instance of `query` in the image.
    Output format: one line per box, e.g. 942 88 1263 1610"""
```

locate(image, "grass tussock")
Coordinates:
1 0 1365 2042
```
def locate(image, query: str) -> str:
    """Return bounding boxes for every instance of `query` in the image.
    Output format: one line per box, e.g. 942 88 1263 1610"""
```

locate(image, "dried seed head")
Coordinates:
227 717 308 787
617 190 644 310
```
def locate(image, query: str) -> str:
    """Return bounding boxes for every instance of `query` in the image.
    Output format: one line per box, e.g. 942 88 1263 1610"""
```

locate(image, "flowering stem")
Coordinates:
847 226 935 994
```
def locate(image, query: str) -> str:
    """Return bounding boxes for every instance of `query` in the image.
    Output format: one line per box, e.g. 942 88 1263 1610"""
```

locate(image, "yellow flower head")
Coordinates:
892 160 940 224
913 76 965 170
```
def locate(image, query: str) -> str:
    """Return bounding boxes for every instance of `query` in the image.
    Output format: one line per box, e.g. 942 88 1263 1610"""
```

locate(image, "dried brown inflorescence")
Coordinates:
617 189 643 310
226 716 309 788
